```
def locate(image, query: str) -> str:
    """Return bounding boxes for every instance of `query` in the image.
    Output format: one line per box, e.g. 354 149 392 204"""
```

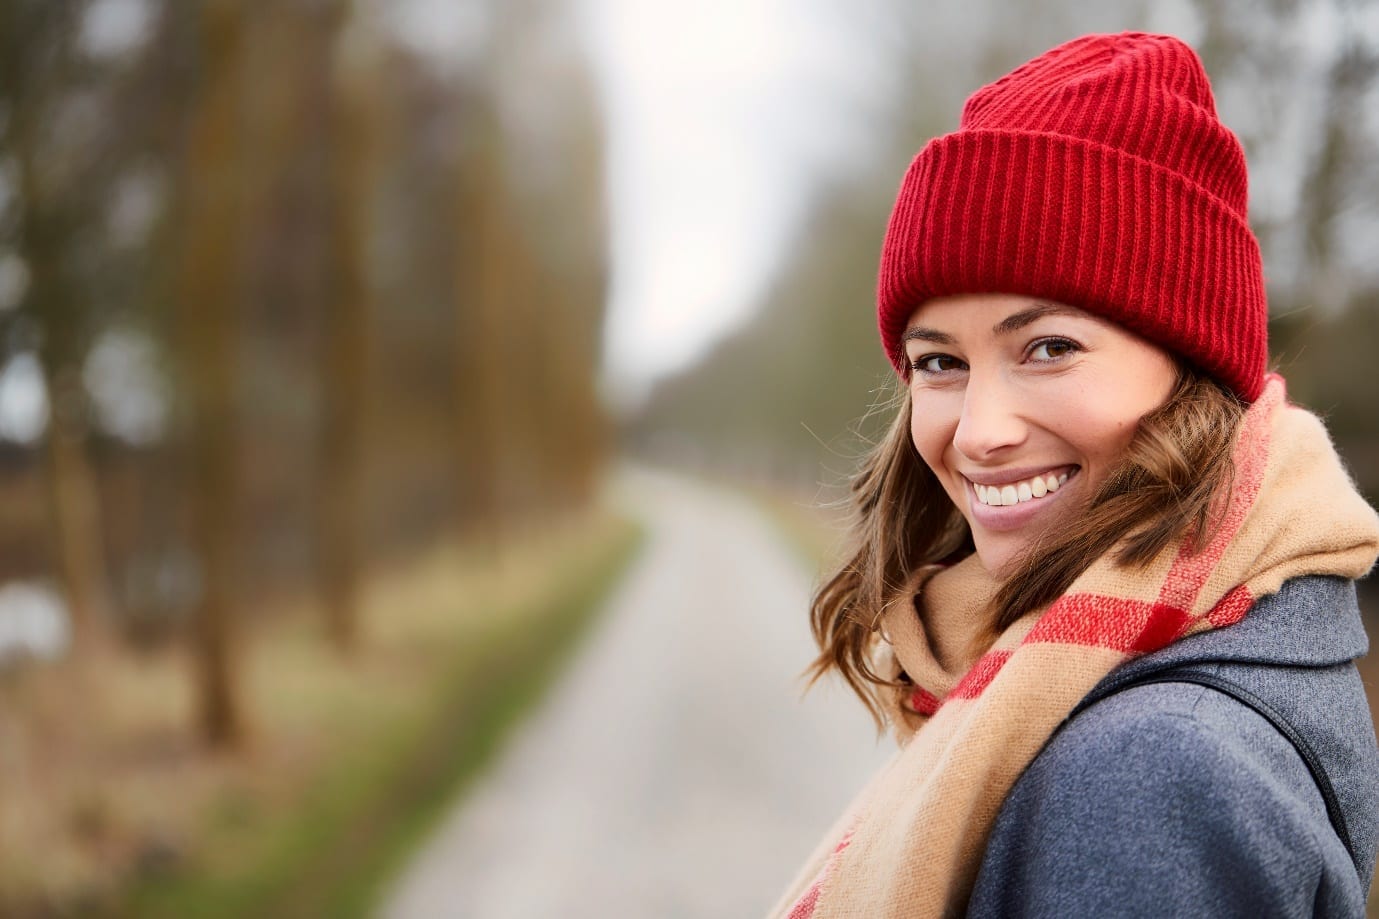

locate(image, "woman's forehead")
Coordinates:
904 295 1093 336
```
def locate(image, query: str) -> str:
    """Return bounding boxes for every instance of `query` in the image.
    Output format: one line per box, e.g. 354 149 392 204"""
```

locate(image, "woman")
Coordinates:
769 32 1379 918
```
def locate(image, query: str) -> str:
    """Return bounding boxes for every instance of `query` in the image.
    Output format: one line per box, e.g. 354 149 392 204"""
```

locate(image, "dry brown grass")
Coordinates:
0 511 634 915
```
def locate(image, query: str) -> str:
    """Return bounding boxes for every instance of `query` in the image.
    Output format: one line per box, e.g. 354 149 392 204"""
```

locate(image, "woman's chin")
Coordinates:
971 541 1020 578
970 527 1057 579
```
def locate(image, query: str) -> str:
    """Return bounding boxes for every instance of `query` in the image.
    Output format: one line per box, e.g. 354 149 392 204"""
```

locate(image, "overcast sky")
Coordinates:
577 0 886 411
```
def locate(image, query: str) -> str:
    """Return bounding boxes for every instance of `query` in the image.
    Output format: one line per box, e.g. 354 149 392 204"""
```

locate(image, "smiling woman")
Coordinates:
771 32 1379 919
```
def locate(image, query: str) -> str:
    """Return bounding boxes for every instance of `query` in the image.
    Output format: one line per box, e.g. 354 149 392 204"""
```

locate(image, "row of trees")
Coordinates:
637 0 1379 504
0 0 610 745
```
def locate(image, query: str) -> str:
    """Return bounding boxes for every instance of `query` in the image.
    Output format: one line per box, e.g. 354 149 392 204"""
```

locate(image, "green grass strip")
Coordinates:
122 516 644 919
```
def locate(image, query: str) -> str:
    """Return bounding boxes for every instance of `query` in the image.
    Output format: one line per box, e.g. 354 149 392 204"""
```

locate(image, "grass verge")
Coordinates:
114 513 644 919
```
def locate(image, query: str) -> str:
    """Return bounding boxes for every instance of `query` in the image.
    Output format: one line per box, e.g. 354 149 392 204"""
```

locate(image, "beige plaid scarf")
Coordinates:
770 376 1379 918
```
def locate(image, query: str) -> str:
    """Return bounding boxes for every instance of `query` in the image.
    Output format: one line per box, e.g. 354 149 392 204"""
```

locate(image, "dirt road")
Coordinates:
379 469 892 918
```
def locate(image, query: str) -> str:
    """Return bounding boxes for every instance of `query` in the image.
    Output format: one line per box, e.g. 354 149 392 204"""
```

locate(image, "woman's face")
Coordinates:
903 294 1178 576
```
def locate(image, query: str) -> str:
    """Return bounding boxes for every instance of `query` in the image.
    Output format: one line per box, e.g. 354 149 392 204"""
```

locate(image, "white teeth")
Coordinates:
972 469 1074 507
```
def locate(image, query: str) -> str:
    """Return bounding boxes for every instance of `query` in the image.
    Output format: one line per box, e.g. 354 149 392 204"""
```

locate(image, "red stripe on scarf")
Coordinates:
786 830 855 919
1207 583 1254 628
910 687 942 716
786 882 821 919
1026 595 1190 650
951 650 1013 699
1157 376 1279 610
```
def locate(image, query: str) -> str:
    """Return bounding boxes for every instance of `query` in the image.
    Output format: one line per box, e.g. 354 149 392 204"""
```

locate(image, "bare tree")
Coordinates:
0 0 116 649
455 93 510 553
175 0 249 747
317 1 377 651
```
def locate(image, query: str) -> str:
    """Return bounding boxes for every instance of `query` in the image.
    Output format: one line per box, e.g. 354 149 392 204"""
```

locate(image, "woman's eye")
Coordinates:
1028 338 1079 362
910 354 966 374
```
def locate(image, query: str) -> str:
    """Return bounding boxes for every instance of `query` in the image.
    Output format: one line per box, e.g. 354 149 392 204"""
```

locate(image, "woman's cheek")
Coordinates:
909 394 956 465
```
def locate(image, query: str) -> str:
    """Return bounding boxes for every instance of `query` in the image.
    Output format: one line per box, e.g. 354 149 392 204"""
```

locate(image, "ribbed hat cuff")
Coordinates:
877 129 1267 403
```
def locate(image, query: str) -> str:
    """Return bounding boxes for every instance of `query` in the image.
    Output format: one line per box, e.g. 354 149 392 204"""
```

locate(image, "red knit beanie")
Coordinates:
877 32 1267 402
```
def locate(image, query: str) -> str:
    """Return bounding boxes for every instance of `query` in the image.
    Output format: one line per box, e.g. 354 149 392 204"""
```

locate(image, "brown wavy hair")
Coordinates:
806 364 1246 726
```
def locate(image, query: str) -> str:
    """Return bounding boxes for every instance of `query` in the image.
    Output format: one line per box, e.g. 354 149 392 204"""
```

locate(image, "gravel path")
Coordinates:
378 468 892 919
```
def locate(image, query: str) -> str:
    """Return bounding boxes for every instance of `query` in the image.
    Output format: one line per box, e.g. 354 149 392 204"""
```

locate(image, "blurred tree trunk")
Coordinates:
177 0 248 748
455 8 613 538
315 2 374 652
456 98 509 553
18 171 115 651
39 366 114 647
0 2 115 649
488 4 611 522
546 70 610 512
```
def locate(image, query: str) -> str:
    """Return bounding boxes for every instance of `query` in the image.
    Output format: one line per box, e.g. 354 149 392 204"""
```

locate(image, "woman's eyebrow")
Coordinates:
902 327 954 345
903 304 1079 344
993 303 1080 335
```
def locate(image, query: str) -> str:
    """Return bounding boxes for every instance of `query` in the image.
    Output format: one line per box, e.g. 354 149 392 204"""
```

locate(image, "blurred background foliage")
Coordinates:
0 0 609 684
0 0 618 912
0 0 1376 914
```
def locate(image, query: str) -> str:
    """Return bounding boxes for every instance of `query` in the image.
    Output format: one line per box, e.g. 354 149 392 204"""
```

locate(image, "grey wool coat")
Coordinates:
968 575 1379 918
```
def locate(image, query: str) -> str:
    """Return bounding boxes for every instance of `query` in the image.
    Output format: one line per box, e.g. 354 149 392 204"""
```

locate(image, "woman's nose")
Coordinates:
952 376 1028 460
